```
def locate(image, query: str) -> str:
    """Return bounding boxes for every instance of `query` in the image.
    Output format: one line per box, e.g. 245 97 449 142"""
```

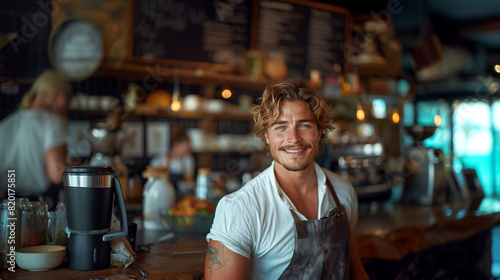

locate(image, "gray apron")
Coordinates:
278 180 350 280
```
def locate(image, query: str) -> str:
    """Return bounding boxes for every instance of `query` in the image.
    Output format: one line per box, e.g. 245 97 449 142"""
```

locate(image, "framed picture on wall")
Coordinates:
122 121 144 158
146 122 170 157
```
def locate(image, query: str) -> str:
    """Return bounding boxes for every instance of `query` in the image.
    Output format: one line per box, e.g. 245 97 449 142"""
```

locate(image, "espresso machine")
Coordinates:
63 166 128 270
401 125 447 205
326 123 392 202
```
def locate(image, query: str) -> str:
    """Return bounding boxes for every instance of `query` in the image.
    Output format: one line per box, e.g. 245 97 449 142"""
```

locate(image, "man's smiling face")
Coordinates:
265 100 321 172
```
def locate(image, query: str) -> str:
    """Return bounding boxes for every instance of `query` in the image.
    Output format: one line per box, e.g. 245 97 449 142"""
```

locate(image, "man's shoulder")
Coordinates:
30 109 62 121
320 166 355 193
4 109 62 125
222 167 275 208
320 166 348 183
0 109 21 124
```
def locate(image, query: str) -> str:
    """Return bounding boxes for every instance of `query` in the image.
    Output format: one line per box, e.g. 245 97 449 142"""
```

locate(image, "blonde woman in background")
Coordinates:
0 70 72 208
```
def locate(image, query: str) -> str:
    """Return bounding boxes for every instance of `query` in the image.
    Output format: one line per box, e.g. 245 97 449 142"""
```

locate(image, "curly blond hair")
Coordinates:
20 70 72 109
252 80 334 150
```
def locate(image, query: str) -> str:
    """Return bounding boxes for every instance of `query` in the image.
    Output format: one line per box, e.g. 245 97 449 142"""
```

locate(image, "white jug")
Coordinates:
142 166 175 230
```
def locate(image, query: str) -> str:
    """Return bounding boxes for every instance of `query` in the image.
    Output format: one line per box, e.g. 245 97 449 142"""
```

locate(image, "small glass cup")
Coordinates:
45 211 58 245
20 201 38 248
55 202 68 246
32 201 48 245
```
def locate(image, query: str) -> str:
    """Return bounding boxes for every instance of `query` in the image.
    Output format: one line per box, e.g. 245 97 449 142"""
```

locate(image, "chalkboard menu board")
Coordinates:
132 0 252 66
131 0 349 78
257 0 349 78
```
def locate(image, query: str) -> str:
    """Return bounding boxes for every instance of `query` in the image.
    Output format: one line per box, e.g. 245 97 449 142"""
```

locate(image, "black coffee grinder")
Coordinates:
63 166 128 270
401 125 447 205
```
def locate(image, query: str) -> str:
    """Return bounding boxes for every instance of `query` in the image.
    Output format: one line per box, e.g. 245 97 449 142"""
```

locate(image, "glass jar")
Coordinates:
32 202 48 245
55 202 68 246
20 202 38 248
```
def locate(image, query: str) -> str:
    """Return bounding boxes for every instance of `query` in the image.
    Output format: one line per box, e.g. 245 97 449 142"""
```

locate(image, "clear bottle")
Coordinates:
195 168 213 200
55 202 68 246
45 211 57 245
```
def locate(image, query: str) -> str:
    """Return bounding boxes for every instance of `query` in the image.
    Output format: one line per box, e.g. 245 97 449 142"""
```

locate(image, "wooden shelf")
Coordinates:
0 77 35 84
193 149 264 155
69 106 253 121
138 108 253 120
96 60 277 91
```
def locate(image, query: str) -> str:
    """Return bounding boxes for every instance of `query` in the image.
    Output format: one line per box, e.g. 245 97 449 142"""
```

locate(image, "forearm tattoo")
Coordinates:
206 244 230 275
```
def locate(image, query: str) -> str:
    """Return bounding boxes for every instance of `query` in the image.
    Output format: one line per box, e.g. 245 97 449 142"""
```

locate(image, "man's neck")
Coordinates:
274 162 319 219
273 162 317 196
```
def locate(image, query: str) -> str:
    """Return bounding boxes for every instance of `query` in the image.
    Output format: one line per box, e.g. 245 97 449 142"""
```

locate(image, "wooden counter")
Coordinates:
356 197 500 280
1 237 208 280
355 197 500 261
3 198 500 279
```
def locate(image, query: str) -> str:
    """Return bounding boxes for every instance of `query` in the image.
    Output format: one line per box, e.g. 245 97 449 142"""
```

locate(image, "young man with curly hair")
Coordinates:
205 80 368 280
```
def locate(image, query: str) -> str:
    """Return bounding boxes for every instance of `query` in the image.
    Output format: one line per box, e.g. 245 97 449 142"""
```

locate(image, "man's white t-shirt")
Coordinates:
206 161 358 280
0 109 67 196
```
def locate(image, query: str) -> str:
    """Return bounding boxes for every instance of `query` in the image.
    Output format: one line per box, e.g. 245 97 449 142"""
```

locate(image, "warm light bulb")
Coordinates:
171 90 181 112
221 88 232 99
171 99 181 112
356 108 365 121
434 114 441 127
392 111 400 123
495 64 500 73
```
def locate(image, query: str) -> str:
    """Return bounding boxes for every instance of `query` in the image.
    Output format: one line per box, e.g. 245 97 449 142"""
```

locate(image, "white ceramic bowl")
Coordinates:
16 245 66 271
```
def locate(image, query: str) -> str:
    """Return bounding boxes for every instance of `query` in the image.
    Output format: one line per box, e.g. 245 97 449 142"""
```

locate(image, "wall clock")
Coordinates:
48 17 104 81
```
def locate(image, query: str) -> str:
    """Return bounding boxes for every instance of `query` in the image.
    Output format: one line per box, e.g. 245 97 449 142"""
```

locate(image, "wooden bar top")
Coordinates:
1 237 208 280
355 197 500 261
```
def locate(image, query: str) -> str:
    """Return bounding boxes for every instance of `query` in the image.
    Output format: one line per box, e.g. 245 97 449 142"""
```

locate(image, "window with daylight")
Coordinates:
409 99 499 197
493 100 500 196
453 100 494 196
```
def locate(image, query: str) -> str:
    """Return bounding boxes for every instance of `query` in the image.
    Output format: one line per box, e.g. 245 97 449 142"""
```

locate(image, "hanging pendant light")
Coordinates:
356 105 365 121
171 69 181 112
392 109 400 124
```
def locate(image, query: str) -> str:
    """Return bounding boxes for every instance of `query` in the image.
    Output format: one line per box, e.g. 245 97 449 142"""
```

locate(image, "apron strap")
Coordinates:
325 179 346 217
290 209 308 239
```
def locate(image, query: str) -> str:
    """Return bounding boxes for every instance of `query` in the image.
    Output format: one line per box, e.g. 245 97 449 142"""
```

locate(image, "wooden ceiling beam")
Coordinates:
459 18 500 35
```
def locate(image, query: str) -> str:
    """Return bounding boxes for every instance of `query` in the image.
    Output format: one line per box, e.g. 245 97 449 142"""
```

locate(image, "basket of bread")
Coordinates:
165 194 216 234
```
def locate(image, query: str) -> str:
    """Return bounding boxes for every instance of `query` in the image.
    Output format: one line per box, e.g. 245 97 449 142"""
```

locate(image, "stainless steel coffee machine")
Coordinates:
63 166 128 270
401 125 447 205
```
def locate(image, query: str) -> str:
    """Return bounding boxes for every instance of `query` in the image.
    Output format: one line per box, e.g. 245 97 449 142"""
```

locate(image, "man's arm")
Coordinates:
45 145 67 185
349 231 369 280
204 239 249 280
